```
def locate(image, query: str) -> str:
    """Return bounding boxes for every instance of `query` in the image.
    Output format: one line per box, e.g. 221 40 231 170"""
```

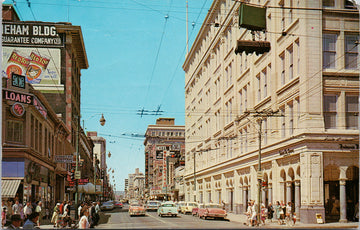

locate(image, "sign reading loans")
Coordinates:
2 22 63 47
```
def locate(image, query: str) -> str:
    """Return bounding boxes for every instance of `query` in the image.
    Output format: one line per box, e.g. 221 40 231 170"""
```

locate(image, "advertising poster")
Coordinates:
2 47 61 85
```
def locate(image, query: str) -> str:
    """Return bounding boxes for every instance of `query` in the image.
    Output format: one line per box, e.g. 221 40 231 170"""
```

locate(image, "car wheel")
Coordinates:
204 216 208 220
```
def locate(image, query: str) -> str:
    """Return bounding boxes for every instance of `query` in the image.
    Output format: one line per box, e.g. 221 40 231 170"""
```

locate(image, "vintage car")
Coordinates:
157 201 178 217
176 201 186 212
198 203 227 220
192 203 204 216
100 201 115 211
114 201 123 209
180 202 198 214
129 203 146 216
145 200 161 211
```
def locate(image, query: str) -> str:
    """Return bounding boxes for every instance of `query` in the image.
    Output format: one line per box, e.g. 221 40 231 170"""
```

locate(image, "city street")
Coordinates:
96 209 240 229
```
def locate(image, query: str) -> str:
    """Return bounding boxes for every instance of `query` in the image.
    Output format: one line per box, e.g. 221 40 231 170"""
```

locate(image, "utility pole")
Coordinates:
75 115 80 220
193 151 196 202
186 0 189 55
245 109 283 224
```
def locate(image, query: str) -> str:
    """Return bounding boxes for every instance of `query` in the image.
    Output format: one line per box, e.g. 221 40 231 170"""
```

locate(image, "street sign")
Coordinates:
75 171 81 180
54 155 74 163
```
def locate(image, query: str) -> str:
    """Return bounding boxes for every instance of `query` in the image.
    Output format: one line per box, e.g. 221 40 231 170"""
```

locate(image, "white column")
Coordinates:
268 183 272 205
295 180 300 220
339 179 347 223
243 186 248 212
286 181 292 204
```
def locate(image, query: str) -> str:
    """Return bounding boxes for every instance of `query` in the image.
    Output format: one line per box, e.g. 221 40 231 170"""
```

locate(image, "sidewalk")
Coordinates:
226 213 360 229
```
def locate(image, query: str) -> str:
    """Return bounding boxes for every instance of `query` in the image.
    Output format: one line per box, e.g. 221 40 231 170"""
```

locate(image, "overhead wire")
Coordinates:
10 1 71 110
160 0 210 106
141 0 176 114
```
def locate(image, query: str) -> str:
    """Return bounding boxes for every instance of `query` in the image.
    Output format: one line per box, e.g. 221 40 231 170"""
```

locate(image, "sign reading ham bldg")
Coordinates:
2 22 63 47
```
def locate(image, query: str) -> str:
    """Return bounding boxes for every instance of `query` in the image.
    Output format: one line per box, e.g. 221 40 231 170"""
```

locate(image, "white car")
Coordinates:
100 201 114 211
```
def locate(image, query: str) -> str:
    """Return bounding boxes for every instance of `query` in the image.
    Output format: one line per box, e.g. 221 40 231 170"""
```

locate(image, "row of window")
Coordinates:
324 94 359 129
323 33 359 69
150 131 185 137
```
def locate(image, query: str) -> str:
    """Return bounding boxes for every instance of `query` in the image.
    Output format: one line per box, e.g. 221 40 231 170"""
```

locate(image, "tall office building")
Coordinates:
183 0 358 224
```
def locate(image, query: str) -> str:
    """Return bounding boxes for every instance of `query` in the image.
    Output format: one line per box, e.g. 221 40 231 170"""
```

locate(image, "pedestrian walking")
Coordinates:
250 200 257 226
59 201 65 215
34 201 42 226
7 214 22 229
23 202 32 221
274 201 283 225
23 212 40 229
61 206 71 228
245 201 252 226
51 203 60 228
2 207 7 227
78 203 84 220
12 201 20 215
79 207 90 229
260 204 267 225
267 202 274 221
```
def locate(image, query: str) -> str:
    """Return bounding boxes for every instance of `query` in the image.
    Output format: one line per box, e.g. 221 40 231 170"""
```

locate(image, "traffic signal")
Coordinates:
235 40 271 55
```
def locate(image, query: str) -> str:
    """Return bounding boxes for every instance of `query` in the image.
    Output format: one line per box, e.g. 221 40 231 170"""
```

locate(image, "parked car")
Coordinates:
198 203 227 220
129 203 146 216
180 202 198 214
145 200 161 211
192 203 204 216
114 201 123 209
157 201 178 217
100 201 115 211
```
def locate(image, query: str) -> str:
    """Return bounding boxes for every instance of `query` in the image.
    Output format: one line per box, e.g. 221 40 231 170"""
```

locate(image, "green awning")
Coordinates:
2 179 21 198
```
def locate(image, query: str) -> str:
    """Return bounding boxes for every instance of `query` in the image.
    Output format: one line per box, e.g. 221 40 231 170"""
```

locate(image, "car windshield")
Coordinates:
162 203 175 207
206 204 222 209
103 202 112 205
149 202 159 205
131 203 141 206
188 203 197 206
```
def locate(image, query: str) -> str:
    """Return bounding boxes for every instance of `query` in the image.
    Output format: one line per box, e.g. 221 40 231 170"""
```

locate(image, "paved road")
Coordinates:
97 210 245 229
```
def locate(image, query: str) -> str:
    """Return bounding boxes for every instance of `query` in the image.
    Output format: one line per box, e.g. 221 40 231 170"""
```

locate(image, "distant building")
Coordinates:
126 168 144 200
87 132 107 200
144 118 185 200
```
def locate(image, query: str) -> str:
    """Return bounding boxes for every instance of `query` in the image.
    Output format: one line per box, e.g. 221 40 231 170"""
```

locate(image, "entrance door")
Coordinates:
324 181 340 222
230 190 234 212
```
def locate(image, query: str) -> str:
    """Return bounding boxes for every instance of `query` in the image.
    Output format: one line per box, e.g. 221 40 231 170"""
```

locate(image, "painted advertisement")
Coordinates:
2 47 61 85
2 22 63 47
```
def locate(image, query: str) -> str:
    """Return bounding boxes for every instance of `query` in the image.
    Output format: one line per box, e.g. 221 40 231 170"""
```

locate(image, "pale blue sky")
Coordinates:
4 0 212 191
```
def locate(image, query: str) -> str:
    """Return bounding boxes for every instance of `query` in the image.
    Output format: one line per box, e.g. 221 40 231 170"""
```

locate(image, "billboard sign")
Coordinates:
2 22 63 47
2 47 61 86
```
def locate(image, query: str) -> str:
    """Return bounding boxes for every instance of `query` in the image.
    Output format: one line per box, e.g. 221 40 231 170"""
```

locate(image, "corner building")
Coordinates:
183 0 358 224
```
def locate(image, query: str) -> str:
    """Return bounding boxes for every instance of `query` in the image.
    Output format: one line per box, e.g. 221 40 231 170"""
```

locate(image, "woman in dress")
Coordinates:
51 203 60 228
274 201 282 225
79 207 90 229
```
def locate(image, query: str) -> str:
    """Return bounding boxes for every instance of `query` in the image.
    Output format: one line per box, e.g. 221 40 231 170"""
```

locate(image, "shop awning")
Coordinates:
1 179 21 198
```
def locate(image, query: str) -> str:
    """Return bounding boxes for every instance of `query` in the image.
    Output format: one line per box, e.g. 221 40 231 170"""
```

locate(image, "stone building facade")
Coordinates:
144 118 185 200
183 0 358 224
